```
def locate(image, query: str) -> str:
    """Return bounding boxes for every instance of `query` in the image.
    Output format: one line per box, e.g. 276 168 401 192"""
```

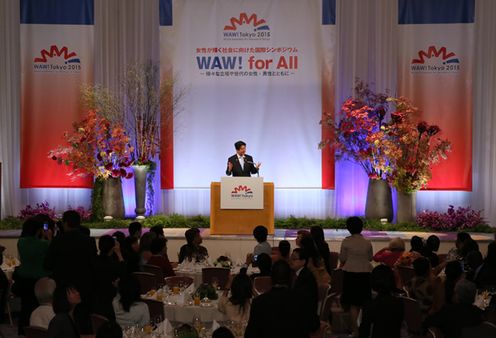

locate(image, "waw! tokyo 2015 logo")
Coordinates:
33 45 81 72
231 185 254 199
223 13 271 41
410 46 460 73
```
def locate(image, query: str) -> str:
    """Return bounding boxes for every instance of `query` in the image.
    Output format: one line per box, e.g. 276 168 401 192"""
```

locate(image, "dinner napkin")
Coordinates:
212 320 221 332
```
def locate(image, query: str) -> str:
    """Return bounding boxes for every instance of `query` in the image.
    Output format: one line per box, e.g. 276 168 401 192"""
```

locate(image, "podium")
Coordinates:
210 177 274 235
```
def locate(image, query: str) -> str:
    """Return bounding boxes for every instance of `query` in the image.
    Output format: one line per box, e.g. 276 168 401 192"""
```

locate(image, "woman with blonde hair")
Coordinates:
373 238 405 267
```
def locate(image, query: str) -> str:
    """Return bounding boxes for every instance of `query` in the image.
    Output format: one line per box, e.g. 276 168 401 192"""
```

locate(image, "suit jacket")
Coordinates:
293 267 319 312
245 286 316 338
44 229 97 298
226 154 258 177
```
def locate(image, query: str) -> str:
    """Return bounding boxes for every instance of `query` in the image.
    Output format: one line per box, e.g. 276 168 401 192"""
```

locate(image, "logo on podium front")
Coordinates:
221 177 263 209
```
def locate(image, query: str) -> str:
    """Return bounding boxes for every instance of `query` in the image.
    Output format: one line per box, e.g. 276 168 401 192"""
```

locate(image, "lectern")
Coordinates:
210 177 274 235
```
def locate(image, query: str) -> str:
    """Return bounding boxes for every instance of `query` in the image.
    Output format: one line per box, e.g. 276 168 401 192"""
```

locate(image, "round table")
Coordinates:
164 302 227 323
174 265 260 287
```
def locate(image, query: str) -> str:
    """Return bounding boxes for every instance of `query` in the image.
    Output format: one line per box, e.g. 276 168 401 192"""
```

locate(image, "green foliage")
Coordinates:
194 283 218 300
0 214 493 232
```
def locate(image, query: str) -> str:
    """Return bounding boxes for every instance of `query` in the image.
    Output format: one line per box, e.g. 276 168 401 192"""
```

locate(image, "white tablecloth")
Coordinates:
164 302 227 323
174 264 259 287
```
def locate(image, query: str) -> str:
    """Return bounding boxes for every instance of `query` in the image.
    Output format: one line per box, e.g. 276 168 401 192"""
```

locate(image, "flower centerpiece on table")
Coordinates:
213 255 233 269
195 283 218 300
383 97 451 193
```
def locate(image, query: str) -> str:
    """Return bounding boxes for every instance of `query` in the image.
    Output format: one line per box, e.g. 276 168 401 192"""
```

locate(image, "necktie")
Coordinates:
239 156 244 170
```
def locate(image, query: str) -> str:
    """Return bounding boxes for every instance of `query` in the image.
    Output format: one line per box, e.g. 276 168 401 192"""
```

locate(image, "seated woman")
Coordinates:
395 236 424 267
406 257 442 317
139 232 157 266
112 276 150 329
358 265 404 338
300 236 331 286
178 228 209 263
146 237 175 277
47 285 81 338
218 268 253 322
373 238 405 267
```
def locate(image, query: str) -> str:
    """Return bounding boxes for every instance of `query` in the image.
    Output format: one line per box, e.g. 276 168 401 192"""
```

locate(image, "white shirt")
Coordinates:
30 304 55 329
112 295 150 329
238 155 245 170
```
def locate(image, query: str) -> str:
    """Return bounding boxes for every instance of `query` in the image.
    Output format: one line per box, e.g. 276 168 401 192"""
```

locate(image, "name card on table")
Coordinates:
220 177 264 209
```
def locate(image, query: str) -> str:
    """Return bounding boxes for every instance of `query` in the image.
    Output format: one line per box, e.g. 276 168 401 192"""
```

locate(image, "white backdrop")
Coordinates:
1 0 496 224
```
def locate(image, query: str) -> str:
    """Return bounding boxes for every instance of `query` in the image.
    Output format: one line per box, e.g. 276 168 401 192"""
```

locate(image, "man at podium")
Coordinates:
226 140 261 177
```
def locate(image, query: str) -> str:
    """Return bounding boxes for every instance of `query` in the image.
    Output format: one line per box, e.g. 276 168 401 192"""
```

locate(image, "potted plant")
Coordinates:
321 81 394 221
383 97 451 222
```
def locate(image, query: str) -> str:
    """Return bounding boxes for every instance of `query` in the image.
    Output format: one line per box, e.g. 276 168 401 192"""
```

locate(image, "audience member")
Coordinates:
422 235 440 267
290 248 318 313
425 279 484 338
310 225 332 275
15 217 50 335
300 236 331 285
128 222 142 239
465 250 484 281
212 326 235 338
45 210 97 334
147 237 175 277
218 268 252 322
178 228 209 263
30 277 56 329
475 241 496 289
407 257 441 317
96 321 123 338
47 285 82 338
395 236 423 266
444 261 464 305
251 225 272 258
122 236 140 273
245 260 319 338
276 240 291 262
373 237 405 267
113 276 150 328
295 230 311 248
461 298 496 338
250 253 272 279
139 231 157 265
447 232 471 261
340 216 373 337
93 235 127 320
358 265 404 338
149 225 165 239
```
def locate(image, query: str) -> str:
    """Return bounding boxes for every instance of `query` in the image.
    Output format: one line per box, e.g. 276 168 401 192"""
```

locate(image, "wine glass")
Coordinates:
211 277 219 290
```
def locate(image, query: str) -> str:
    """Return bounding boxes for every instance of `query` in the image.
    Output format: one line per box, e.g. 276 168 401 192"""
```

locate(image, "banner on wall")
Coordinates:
20 0 94 188
398 0 474 190
159 0 335 189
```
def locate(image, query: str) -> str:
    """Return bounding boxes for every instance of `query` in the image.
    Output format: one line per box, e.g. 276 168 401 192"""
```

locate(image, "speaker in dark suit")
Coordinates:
225 140 260 177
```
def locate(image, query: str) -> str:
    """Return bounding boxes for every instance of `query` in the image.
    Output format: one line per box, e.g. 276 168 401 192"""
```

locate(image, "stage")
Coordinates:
0 228 493 263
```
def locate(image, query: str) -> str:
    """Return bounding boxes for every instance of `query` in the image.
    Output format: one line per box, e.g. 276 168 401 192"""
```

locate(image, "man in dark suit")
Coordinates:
44 210 97 334
290 248 319 313
226 140 261 176
245 260 319 338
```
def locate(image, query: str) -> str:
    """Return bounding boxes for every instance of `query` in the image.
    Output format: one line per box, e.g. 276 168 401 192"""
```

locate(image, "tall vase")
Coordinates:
396 191 417 223
365 179 393 222
133 165 149 219
102 177 125 219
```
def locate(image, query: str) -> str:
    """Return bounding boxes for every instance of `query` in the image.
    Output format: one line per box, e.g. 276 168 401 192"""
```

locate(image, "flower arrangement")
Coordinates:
49 110 134 180
67 205 92 221
194 283 218 300
382 97 451 192
417 205 485 231
320 81 392 180
213 255 232 268
18 201 56 220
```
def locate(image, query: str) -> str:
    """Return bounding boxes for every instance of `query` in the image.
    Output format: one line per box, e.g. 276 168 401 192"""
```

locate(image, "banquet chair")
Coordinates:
401 296 426 337
329 252 339 270
317 284 331 313
90 313 109 334
24 326 48 338
142 264 165 287
133 272 157 294
142 298 165 322
164 276 194 288
201 268 230 289
253 276 272 295
397 266 416 288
